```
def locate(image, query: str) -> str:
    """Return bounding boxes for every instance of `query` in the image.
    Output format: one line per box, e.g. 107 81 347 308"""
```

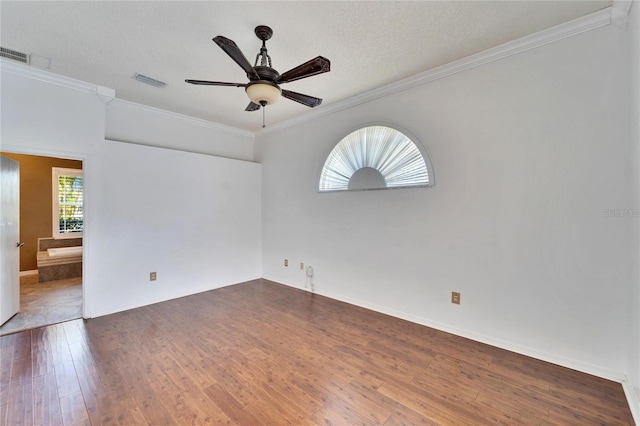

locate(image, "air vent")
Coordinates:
0 47 31 64
134 73 166 88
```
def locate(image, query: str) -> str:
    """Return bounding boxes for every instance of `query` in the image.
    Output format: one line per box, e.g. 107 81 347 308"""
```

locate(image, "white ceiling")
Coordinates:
1 1 611 132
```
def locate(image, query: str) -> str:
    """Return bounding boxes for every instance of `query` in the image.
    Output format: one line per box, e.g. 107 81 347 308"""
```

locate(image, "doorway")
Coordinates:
0 152 83 336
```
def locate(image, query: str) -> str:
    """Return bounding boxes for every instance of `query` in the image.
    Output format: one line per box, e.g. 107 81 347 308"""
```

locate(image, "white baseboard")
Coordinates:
19 270 38 277
621 377 640 425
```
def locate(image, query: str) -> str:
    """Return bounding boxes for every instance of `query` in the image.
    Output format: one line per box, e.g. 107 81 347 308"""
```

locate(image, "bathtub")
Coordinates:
47 246 83 257
37 238 83 282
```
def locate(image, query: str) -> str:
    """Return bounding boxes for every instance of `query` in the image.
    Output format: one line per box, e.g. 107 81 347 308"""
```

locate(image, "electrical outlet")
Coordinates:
451 291 460 305
300 262 304 270
284 259 288 267
150 272 157 281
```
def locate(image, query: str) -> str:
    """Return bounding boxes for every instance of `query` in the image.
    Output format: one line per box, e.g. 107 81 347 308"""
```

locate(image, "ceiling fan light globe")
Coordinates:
246 82 281 106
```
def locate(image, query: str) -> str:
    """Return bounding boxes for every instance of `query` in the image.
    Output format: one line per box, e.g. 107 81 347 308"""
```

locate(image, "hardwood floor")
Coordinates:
0 279 634 425
0 275 82 336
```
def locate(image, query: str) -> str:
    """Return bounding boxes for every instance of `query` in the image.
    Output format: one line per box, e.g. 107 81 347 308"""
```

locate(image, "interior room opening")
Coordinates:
0 152 83 336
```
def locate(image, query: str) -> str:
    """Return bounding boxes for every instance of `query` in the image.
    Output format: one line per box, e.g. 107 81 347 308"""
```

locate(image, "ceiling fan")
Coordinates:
186 25 330 127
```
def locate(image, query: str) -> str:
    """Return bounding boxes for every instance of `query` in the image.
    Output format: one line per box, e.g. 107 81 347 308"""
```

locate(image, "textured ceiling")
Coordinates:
1 1 611 132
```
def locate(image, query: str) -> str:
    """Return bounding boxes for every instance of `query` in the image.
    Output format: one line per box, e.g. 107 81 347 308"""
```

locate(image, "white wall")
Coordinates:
1 66 104 156
1 61 262 317
87 140 261 316
628 0 640 409
258 22 634 382
106 99 255 161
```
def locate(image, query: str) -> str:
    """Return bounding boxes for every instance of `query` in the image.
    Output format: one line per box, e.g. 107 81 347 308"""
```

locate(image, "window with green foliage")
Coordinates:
319 125 434 192
52 167 83 239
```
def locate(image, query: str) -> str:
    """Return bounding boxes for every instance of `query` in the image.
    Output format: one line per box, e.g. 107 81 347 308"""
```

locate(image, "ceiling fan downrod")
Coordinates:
254 25 273 68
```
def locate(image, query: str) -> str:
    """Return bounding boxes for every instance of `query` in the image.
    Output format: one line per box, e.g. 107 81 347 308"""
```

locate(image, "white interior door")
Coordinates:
1 156 20 326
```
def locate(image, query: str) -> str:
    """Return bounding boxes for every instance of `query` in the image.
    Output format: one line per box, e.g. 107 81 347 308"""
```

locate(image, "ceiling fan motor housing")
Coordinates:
245 65 282 106
251 65 279 82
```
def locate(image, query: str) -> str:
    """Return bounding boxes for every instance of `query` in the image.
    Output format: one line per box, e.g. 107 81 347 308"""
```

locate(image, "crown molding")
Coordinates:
611 0 633 24
0 58 252 139
255 6 618 137
0 58 115 103
107 99 254 139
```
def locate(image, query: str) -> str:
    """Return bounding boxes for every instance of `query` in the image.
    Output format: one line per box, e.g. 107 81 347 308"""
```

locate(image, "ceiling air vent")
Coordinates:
134 73 166 88
0 47 31 64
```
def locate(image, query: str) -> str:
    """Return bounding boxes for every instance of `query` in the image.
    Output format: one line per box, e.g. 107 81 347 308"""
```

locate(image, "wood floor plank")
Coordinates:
157 369 232 425
0 279 634 425
246 379 315 424
109 349 177 425
6 348 34 426
6 384 34 426
77 373 148 426
30 328 56 378
341 379 400 424
203 381 262 424
11 330 32 361
377 377 480 425
228 353 325 415
474 387 551 425
53 358 81 398
383 406 441 426
0 403 7 426
311 386 389 426
0 345 13 406
33 372 63 426
245 394 302 425
67 342 99 379
548 403 635 426
59 391 90 426
410 371 480 404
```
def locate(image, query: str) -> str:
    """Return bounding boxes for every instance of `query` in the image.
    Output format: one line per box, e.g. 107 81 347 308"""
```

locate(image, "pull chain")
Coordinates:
259 100 267 128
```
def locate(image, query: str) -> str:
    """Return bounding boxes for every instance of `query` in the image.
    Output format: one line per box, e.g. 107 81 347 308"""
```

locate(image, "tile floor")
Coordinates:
0 274 82 336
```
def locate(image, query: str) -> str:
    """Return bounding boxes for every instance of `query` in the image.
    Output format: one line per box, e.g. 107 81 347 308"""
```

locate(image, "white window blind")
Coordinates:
319 126 433 192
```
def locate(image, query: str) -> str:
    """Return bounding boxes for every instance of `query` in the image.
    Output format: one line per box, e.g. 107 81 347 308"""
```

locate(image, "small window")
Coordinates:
319 125 434 192
52 167 83 239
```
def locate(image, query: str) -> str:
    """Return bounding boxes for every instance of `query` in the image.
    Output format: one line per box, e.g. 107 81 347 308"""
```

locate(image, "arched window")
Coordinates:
319 125 434 192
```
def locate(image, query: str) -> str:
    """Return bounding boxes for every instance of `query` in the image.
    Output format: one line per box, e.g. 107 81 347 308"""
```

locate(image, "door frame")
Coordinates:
0 144 88 319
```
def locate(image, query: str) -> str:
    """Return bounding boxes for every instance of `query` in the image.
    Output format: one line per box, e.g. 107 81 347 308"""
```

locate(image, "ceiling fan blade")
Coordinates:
282 90 323 108
277 56 330 84
185 80 247 87
213 36 260 80
245 102 261 112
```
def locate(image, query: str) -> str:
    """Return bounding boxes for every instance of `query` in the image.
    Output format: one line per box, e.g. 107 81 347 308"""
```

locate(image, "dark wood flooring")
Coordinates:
0 279 634 425
0 275 82 336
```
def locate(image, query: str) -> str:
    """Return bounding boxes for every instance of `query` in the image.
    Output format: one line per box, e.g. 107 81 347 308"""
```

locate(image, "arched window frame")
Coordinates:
318 123 435 193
